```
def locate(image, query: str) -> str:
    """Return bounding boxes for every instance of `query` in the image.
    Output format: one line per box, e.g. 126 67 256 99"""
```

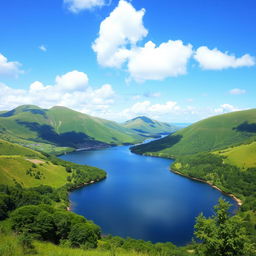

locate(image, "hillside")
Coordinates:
0 105 144 152
215 141 256 169
0 139 106 188
122 116 176 136
131 109 256 157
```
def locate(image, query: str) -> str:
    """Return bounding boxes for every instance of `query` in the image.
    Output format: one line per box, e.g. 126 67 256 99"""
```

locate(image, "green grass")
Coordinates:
0 139 44 158
0 139 69 187
0 233 148 256
132 109 256 157
215 141 256 169
0 156 68 188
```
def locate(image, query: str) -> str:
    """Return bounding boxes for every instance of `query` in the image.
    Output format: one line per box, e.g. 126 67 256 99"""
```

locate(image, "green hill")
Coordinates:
0 139 105 188
131 109 256 157
0 139 44 158
122 116 176 136
0 105 144 152
215 141 256 169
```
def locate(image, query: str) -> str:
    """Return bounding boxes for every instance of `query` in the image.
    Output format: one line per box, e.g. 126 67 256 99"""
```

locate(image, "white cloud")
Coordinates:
194 46 255 70
0 70 115 116
128 40 193 81
39 45 47 52
93 0 193 81
214 104 240 114
92 0 147 68
229 88 246 95
64 0 106 13
0 53 23 77
55 70 89 91
122 100 179 119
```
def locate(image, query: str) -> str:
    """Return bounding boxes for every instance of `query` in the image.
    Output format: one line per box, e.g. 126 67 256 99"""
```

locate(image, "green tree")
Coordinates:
194 199 254 256
68 222 100 248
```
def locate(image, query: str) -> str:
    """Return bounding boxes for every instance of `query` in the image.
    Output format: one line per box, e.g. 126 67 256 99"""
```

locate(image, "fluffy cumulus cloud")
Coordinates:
64 0 106 13
0 70 115 116
214 104 240 114
229 88 246 95
194 46 255 70
93 1 255 80
128 40 193 81
92 0 192 81
0 53 23 77
92 0 148 68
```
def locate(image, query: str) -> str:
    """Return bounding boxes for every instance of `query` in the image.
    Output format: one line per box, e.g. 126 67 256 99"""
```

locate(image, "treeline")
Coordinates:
173 153 256 209
99 236 191 256
0 184 67 221
172 153 256 243
45 154 107 189
11 204 101 249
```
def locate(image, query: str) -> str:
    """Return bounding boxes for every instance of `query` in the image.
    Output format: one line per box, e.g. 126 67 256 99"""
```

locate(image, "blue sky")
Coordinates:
0 0 255 122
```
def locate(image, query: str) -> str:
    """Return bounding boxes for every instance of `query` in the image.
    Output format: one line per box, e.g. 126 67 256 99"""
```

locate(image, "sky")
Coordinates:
0 0 255 123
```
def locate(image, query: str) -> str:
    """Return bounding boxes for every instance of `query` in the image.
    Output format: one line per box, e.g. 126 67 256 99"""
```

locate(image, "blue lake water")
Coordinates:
60 145 238 246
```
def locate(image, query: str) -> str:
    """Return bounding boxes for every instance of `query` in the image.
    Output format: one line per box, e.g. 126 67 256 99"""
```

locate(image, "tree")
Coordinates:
68 222 100 248
194 199 254 256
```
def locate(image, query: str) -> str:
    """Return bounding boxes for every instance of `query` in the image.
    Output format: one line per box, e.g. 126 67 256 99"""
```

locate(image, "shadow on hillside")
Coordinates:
16 120 106 148
23 109 47 118
234 121 256 133
131 134 182 153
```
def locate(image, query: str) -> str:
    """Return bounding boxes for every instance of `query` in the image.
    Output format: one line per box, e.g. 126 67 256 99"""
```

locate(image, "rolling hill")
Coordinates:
122 116 177 136
0 105 144 152
0 138 105 188
131 109 256 157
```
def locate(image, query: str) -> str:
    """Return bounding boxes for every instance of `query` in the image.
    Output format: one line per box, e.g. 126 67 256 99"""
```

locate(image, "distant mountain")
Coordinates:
131 109 256 157
0 105 144 151
122 116 177 136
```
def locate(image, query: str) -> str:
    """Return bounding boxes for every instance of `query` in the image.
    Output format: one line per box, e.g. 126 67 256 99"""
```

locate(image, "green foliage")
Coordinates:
194 199 255 256
0 184 66 221
68 222 100 248
100 236 191 256
173 153 256 211
10 204 101 248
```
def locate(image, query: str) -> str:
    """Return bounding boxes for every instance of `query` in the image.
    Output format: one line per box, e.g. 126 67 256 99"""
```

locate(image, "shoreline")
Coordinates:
131 150 243 207
171 169 242 206
66 177 107 211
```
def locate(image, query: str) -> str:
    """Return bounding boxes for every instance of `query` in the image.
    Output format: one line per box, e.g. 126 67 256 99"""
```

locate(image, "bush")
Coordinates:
68 222 101 248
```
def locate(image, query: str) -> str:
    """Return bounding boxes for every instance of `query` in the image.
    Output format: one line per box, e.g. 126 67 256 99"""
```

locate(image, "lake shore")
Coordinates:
131 150 242 207
171 169 242 206
66 177 107 211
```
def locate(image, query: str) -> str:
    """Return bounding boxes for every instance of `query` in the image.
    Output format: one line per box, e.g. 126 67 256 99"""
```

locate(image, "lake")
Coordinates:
60 145 238 246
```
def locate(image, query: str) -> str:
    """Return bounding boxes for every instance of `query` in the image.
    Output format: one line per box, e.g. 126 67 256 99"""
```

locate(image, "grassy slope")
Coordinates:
132 109 256 157
0 233 148 256
215 141 256 169
0 105 143 148
123 116 176 135
0 156 68 188
0 139 69 187
47 106 143 144
0 139 44 157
